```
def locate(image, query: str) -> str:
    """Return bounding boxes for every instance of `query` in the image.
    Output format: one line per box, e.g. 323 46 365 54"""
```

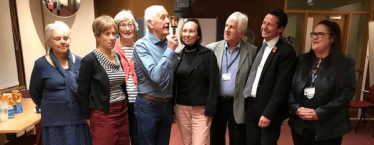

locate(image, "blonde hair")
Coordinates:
114 9 139 31
44 21 71 53
92 15 118 38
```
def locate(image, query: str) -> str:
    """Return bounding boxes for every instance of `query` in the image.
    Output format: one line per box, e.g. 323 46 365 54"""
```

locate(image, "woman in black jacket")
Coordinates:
77 15 130 145
288 20 356 145
173 18 219 145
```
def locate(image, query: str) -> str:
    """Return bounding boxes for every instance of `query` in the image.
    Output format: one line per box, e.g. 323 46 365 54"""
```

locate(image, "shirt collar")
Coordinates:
147 31 166 45
263 35 279 48
224 40 241 53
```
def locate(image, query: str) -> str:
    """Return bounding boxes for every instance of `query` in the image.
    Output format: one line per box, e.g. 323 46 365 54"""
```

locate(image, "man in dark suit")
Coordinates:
243 9 296 145
207 12 257 145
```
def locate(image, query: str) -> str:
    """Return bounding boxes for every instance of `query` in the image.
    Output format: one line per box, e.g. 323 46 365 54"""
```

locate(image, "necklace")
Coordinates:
185 47 197 52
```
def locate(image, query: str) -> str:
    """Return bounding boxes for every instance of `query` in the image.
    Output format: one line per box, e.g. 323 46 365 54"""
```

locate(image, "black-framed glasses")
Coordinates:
119 23 134 29
310 32 332 38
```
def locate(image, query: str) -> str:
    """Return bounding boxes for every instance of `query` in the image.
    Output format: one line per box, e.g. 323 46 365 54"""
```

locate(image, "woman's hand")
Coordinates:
296 107 307 116
206 116 212 126
297 107 319 121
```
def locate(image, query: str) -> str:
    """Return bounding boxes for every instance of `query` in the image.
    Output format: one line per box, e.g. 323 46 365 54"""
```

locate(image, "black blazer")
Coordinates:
288 54 356 140
77 51 128 119
172 45 219 117
246 39 296 121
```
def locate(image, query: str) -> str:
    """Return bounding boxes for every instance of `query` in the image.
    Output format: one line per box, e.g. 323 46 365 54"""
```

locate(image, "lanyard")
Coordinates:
310 59 321 87
225 49 240 71
310 73 318 87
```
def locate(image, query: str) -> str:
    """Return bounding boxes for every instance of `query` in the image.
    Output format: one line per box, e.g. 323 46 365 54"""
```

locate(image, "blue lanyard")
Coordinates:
310 73 318 87
310 59 321 87
225 49 240 71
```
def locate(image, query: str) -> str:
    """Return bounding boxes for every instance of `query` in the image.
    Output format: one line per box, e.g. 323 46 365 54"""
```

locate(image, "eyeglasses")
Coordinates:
119 23 134 29
310 32 332 38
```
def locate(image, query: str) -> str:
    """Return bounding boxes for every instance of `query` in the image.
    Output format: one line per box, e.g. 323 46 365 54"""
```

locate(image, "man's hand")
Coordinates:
168 35 178 50
258 115 271 128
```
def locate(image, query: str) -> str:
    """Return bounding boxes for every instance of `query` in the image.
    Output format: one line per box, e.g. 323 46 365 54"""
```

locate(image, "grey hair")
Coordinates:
227 12 248 35
44 21 71 53
144 5 166 22
114 9 139 31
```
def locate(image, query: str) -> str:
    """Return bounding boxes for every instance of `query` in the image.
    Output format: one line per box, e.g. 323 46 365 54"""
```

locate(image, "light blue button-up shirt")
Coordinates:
133 32 177 98
220 41 241 96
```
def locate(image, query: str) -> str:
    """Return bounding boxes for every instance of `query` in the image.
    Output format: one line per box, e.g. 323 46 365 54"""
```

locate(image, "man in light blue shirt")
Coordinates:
133 5 178 145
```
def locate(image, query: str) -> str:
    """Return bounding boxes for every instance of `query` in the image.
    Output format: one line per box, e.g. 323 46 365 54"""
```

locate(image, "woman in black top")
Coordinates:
173 18 219 145
77 15 130 145
288 20 356 145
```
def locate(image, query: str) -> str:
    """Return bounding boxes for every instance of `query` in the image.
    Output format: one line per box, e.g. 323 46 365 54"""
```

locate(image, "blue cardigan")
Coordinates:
29 55 86 127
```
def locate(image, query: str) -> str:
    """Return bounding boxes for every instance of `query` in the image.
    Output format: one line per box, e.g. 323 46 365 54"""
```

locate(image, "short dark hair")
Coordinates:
268 9 288 29
179 18 203 45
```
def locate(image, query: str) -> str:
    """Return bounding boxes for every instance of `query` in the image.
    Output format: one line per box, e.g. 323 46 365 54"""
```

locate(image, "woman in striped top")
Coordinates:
113 9 139 145
77 15 130 145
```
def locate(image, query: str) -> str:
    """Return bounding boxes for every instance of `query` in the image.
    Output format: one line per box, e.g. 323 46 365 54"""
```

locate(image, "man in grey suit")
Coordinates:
206 11 256 145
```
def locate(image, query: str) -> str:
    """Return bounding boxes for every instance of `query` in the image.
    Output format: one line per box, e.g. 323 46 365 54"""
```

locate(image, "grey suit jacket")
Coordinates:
206 40 256 123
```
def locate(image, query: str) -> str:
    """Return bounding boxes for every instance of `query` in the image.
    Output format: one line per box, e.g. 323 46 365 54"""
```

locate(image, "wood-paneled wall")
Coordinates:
94 0 284 46
94 0 174 19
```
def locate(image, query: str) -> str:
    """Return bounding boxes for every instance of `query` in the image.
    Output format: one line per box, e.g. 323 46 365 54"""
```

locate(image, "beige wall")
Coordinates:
42 0 96 57
16 0 45 89
369 21 374 86
0 0 19 89
17 0 95 89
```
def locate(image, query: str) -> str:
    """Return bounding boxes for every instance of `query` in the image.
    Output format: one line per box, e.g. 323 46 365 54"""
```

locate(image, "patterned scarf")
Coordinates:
49 50 79 116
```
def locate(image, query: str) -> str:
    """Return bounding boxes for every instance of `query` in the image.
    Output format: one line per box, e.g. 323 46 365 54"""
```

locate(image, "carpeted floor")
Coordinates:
170 121 374 145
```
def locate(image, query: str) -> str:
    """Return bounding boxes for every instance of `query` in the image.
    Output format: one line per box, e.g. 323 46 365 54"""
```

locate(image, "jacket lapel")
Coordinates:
259 40 280 81
216 41 225 72
237 40 248 74
187 46 206 75
174 51 182 72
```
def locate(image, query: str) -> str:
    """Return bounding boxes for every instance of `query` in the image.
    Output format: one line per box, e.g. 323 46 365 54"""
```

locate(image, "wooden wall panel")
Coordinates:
132 0 175 19
94 0 174 18
94 0 131 17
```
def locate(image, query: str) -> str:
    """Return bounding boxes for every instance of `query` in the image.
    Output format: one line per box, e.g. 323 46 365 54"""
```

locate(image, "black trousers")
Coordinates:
245 98 283 145
292 128 342 145
128 103 139 145
210 97 246 145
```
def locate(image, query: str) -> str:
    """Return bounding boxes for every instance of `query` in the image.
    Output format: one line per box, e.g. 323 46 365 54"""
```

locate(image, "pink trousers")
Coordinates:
175 104 212 145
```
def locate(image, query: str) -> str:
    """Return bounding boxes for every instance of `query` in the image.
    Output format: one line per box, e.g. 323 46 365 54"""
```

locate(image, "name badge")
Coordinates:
222 73 231 81
304 87 315 100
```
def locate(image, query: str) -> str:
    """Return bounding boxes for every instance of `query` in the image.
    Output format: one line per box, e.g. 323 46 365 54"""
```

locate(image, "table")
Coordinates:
0 98 41 144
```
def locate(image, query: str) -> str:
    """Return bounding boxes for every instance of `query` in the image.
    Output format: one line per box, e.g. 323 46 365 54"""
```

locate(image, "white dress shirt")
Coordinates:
250 36 280 98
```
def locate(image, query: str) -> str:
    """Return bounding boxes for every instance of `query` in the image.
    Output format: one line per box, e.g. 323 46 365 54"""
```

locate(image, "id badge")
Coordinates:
304 87 315 100
222 73 231 81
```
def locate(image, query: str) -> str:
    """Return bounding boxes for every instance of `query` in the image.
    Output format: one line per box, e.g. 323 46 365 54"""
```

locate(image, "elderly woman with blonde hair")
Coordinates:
77 15 130 145
113 9 139 145
29 21 92 145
